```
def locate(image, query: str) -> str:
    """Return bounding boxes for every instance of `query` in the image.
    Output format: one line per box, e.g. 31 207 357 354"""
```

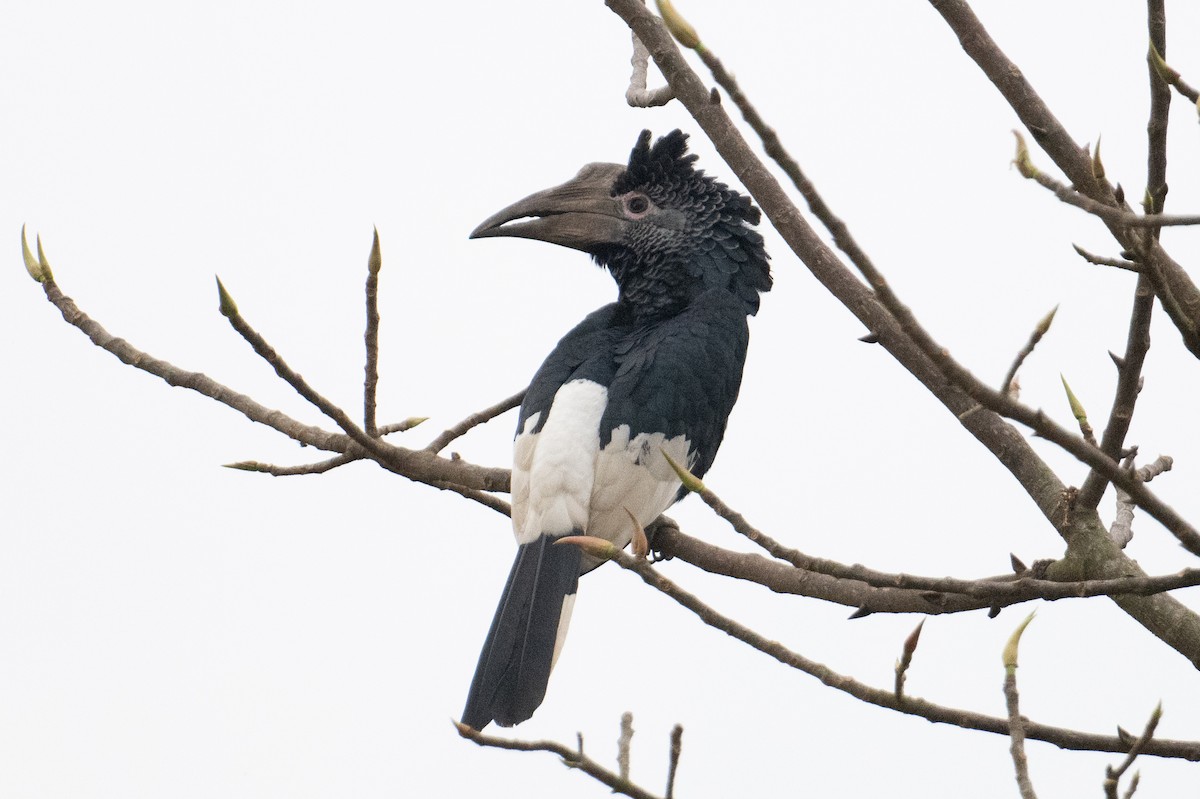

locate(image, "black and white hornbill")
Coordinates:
461 130 771 730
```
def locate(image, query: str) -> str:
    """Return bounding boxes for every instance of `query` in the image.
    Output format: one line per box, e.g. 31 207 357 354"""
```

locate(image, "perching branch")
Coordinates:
590 543 1200 761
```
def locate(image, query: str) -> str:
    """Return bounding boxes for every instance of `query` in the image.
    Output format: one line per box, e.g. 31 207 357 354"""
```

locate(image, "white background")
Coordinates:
4 1 1200 796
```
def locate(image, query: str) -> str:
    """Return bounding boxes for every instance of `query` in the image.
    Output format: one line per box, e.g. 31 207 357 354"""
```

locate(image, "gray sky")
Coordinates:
4 1 1200 796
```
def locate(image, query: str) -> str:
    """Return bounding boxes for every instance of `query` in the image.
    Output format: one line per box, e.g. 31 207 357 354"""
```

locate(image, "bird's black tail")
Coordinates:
461 534 583 730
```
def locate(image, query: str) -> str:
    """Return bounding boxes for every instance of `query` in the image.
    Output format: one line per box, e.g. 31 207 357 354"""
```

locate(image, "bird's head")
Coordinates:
471 130 771 317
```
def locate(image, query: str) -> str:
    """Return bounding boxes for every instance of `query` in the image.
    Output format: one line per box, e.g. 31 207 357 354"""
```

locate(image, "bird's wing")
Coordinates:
588 289 752 548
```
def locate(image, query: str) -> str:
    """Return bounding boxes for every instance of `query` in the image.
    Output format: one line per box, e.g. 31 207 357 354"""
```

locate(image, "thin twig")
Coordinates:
224 454 356 476
1071 244 1140 272
217 278 410 470
222 417 429 477
377 418 428 436
429 480 513 517
1105 703 1163 799
1001 307 1057 398
456 723 664 799
425 390 525 454
1004 616 1039 799
363 228 382 436
617 712 634 781
1019 163 1200 227
665 725 683 799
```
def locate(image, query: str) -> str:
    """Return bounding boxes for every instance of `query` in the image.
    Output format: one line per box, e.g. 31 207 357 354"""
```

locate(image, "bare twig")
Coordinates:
216 276 433 479
377 417 429 436
1001 307 1057 398
223 419 430 477
1003 614 1039 799
1015 157 1200 228
425 390 525 455
224 454 355 476
1104 703 1163 799
456 723 664 799
1077 277 1153 509
364 227 382 436
429 480 512 517
1149 41 1200 103
665 725 683 799
1071 243 1139 272
618 712 634 781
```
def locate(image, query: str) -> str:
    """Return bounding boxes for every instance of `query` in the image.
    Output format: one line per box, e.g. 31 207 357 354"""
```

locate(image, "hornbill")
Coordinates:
461 130 771 730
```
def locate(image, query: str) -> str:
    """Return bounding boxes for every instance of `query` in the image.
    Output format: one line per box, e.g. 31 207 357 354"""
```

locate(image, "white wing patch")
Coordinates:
510 411 539 543
588 426 690 549
513 380 608 545
509 383 692 673
510 380 692 555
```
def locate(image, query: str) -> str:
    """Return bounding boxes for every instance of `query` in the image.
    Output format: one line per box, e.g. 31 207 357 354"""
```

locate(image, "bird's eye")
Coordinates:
624 194 651 217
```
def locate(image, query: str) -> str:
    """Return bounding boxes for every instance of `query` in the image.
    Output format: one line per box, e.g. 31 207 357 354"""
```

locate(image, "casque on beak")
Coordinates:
470 162 628 252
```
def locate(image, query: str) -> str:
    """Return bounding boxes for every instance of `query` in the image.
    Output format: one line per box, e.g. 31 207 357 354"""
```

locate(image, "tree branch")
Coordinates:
598 545 1200 760
604 0 1200 668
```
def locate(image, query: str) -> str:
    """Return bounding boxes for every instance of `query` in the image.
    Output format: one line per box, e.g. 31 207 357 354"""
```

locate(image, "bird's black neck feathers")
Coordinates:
595 130 771 324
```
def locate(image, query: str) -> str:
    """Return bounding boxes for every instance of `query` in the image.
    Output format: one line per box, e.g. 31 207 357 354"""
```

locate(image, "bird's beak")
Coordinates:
470 162 628 252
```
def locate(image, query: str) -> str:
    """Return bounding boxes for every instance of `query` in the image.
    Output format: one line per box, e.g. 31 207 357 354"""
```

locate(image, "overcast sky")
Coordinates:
5 1 1200 797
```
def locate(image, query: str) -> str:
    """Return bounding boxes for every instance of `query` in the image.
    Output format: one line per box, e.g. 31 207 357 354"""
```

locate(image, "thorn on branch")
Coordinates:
655 0 701 50
215 276 239 318
1011 131 1039 179
1060 375 1096 445
21 225 53 283
625 508 651 559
